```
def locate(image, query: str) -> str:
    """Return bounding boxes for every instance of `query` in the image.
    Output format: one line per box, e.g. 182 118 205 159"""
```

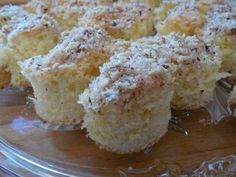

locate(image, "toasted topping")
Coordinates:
204 4 236 37
110 39 131 54
79 2 153 39
155 0 206 36
82 44 171 112
25 0 107 14
133 33 221 65
21 27 112 71
24 0 117 30
1 14 59 46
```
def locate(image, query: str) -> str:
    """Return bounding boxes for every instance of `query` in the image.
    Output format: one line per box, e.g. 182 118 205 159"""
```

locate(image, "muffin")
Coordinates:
24 0 116 31
19 27 116 125
0 14 60 89
133 33 228 110
203 3 236 83
79 2 154 40
79 45 173 154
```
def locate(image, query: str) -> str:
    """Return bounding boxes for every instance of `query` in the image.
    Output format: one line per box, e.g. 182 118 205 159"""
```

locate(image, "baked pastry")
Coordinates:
203 3 236 83
0 14 60 89
79 44 173 154
154 0 233 36
20 27 116 125
79 2 154 40
119 0 161 7
0 5 29 89
133 33 228 110
155 0 205 36
24 0 116 31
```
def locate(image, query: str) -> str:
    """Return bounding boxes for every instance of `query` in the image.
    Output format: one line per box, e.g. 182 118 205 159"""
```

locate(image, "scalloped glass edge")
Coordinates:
0 137 235 177
206 81 233 124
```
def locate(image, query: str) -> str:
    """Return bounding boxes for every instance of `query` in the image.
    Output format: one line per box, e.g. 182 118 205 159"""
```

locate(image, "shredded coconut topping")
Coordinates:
85 47 171 111
25 0 116 20
133 33 221 65
81 2 152 29
0 14 59 44
22 27 112 71
0 5 28 27
204 4 236 36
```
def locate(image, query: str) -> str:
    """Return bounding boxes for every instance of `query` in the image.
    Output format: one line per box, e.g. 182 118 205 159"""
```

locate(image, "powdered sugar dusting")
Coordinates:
204 3 236 37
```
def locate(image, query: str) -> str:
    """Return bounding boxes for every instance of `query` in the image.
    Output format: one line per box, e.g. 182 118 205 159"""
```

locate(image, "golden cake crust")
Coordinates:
155 0 206 36
79 2 154 40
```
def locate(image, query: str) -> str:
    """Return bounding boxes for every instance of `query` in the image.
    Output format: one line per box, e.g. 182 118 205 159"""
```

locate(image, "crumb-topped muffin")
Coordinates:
79 44 173 154
19 27 117 125
24 0 116 31
203 3 236 83
133 33 228 110
0 13 60 89
79 2 154 40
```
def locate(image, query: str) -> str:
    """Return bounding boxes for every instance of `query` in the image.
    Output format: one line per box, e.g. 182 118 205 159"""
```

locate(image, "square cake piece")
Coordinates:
0 11 60 89
19 27 126 125
79 43 173 154
79 2 154 40
203 3 236 83
24 0 117 31
133 33 228 110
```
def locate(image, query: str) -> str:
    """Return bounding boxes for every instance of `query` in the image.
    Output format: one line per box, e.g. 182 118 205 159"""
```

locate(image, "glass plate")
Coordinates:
0 87 236 177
